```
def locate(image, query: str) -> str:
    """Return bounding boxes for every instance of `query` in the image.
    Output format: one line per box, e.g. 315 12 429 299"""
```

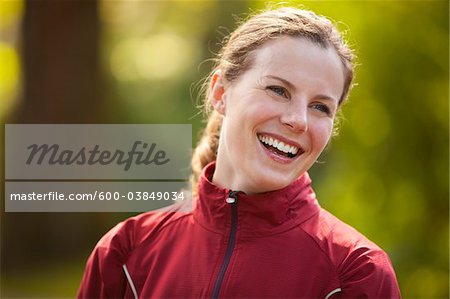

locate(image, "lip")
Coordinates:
256 132 304 164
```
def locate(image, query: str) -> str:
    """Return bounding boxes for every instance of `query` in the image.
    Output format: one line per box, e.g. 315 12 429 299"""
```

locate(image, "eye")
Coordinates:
311 103 331 115
266 85 289 98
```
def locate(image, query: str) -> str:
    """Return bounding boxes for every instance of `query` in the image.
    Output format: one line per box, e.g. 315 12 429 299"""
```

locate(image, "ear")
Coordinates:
210 70 227 115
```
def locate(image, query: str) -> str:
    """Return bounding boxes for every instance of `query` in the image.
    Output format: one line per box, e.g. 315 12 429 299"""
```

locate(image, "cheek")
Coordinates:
235 99 276 128
311 120 334 150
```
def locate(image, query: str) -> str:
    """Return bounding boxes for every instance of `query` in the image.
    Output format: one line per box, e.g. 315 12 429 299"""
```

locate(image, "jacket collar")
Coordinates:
193 162 321 238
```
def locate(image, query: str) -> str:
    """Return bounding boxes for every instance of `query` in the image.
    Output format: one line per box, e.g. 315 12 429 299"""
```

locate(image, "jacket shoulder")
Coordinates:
301 208 401 298
96 201 191 257
77 201 191 298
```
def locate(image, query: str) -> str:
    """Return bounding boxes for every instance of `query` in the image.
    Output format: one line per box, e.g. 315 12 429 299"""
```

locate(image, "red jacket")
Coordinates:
78 162 401 298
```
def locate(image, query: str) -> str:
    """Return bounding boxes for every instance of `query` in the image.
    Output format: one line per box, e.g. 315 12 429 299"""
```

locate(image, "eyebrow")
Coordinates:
264 75 296 91
263 75 338 103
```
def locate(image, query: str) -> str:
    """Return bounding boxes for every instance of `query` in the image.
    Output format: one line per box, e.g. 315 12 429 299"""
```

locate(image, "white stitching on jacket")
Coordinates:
325 287 342 299
123 264 138 299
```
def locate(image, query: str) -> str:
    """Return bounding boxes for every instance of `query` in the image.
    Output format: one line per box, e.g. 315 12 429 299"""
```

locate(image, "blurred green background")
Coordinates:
0 0 448 298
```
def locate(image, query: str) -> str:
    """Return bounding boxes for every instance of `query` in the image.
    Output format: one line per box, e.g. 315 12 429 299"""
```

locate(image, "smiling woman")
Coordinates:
209 37 344 194
78 7 401 299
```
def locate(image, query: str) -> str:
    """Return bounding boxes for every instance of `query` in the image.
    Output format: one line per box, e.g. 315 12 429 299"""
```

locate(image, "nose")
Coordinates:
280 103 308 133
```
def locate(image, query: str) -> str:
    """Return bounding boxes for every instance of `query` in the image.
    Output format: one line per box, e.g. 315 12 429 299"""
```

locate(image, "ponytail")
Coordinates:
190 110 222 195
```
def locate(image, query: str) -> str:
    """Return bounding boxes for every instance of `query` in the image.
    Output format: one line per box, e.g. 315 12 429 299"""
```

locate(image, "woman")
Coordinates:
78 7 401 298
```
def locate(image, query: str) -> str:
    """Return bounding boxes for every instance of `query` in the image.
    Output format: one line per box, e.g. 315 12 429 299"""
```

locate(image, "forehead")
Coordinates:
249 37 345 97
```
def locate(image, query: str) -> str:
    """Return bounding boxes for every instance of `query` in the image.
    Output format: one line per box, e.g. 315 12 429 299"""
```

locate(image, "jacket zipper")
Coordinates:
211 190 239 299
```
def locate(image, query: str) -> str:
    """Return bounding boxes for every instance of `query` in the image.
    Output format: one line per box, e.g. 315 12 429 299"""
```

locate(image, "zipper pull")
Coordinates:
225 191 239 204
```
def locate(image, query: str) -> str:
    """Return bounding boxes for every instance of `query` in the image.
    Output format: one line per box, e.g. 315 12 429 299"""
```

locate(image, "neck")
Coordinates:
212 157 253 194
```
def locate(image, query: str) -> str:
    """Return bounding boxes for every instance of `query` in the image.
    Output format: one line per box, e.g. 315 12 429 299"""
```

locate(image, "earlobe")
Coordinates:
210 71 226 115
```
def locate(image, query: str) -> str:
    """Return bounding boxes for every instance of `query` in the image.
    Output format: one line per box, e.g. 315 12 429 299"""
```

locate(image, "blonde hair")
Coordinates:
191 7 355 194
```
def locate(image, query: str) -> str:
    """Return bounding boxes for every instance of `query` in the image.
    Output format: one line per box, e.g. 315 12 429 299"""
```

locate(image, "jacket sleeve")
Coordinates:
77 221 134 299
334 247 401 298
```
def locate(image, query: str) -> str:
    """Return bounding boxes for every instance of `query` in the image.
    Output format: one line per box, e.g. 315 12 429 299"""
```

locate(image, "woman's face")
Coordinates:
211 36 345 194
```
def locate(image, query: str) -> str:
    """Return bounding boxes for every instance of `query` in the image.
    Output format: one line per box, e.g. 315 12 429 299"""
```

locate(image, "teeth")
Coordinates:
258 134 300 155
277 142 285 152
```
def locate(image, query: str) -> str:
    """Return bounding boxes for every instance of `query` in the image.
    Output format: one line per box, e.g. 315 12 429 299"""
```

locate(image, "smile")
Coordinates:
257 134 302 159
